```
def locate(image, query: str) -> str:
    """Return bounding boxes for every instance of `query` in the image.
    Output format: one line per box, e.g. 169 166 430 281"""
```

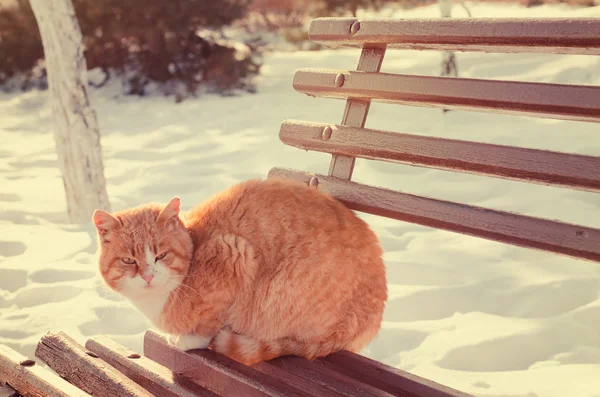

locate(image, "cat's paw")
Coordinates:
170 333 211 352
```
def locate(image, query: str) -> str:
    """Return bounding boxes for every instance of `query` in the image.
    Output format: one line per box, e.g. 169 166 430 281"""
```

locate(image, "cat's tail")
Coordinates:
210 329 351 366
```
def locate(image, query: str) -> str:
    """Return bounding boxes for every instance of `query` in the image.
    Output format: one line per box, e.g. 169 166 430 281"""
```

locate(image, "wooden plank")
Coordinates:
85 336 217 397
268 168 600 263
251 361 346 397
308 18 600 55
143 330 312 397
319 351 473 397
35 330 152 397
266 356 396 397
293 69 600 123
0 343 90 397
279 120 600 192
329 46 386 180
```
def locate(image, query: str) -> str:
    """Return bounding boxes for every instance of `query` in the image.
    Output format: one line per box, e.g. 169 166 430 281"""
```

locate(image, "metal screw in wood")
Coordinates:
309 177 319 188
127 353 141 359
321 126 332 141
19 359 35 367
334 74 345 87
350 21 361 35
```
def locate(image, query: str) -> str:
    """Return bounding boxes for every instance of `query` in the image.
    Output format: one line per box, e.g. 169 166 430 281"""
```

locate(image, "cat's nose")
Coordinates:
141 273 154 284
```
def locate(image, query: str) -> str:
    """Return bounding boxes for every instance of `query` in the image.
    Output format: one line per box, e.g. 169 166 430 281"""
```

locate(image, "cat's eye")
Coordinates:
155 252 168 262
122 257 137 265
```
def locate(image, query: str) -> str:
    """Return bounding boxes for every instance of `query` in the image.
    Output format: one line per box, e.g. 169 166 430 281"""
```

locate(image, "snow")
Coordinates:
1 2 600 396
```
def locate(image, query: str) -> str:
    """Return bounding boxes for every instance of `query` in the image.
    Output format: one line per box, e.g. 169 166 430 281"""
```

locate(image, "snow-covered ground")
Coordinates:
1 2 600 396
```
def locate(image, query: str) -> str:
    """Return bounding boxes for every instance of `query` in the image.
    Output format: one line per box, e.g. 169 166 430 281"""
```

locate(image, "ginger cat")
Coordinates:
93 178 387 365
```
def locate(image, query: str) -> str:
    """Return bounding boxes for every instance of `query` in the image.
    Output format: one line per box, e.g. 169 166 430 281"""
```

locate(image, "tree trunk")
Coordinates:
441 51 458 77
29 0 111 223
439 0 457 113
350 1 358 17
439 0 457 78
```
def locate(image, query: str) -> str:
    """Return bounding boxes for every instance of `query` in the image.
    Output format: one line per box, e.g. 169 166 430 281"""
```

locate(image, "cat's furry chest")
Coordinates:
129 290 172 328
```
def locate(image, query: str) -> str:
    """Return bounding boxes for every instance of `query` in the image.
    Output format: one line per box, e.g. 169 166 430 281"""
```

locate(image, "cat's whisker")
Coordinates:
168 283 194 310
171 285 201 307
172 283 200 302
167 286 185 305
173 291 190 307
182 269 201 277
173 282 203 299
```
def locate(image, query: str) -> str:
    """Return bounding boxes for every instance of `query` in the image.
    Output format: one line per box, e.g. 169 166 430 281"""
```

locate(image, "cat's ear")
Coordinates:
157 197 181 226
92 210 121 237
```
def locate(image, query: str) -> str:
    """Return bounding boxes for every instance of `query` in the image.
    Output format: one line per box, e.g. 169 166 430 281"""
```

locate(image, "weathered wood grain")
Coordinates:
280 120 600 192
86 336 218 397
35 330 152 397
329 46 386 180
308 18 600 55
319 351 472 397
143 330 311 397
0 343 89 397
252 361 347 397
268 168 600 262
293 69 600 123
267 356 396 397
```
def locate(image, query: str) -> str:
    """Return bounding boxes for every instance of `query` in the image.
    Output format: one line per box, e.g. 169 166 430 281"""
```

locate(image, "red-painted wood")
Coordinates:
319 351 472 397
279 120 600 192
268 168 600 263
267 356 395 397
293 69 600 123
143 330 311 397
308 18 600 55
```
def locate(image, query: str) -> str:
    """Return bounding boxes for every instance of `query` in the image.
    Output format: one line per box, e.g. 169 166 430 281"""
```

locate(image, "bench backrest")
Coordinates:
269 17 600 263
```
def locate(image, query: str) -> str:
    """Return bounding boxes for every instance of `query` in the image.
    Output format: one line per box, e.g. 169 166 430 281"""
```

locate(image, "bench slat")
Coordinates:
319 351 472 397
268 168 600 262
267 356 396 397
252 361 348 397
280 120 600 192
85 336 217 397
293 69 600 123
143 330 312 397
309 18 600 55
0 344 90 397
35 331 153 397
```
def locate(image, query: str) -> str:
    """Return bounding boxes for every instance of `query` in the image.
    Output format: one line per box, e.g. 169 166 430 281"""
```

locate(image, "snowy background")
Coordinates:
1 2 600 397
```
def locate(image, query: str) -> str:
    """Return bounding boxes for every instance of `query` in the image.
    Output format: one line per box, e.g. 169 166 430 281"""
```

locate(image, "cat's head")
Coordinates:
93 197 193 298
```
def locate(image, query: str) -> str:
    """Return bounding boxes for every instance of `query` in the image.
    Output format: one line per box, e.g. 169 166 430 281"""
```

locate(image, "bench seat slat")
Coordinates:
85 336 216 397
318 351 472 397
309 18 600 55
0 343 90 397
252 361 348 397
266 356 395 397
143 330 312 397
35 331 153 397
268 168 600 262
280 120 600 192
293 69 600 123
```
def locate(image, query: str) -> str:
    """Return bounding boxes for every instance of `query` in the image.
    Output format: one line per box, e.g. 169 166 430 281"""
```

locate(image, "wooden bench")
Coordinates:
2 16 599 397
